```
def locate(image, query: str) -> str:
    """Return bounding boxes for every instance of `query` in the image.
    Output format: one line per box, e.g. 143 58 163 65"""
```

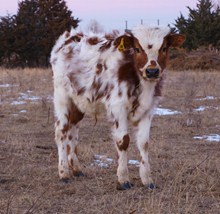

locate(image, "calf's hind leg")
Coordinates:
55 97 84 181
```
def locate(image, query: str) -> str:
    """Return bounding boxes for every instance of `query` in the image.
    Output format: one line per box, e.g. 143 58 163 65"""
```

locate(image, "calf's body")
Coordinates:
50 26 185 189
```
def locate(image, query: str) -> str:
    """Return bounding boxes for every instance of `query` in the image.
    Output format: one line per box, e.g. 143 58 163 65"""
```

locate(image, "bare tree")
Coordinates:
86 19 104 33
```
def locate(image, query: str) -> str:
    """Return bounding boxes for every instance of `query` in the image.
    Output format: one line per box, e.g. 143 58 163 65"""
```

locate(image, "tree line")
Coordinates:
0 0 79 67
175 0 220 50
0 0 220 67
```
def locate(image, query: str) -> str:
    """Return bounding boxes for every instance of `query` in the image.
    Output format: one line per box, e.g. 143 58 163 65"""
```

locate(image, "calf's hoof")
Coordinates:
147 183 157 190
74 171 84 177
59 178 70 184
117 182 133 190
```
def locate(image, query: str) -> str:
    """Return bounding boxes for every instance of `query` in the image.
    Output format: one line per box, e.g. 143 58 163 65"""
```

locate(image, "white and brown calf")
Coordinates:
50 26 185 190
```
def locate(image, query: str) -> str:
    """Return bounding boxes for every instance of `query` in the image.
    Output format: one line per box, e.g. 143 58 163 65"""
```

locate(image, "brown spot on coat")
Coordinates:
66 101 84 126
77 87 86 95
143 142 149 152
91 77 102 92
115 121 119 129
70 158 74 167
62 124 70 134
56 120 60 127
96 63 103 74
117 134 130 151
100 41 112 51
68 135 73 140
67 144 71 155
87 37 101 45
74 146 78 155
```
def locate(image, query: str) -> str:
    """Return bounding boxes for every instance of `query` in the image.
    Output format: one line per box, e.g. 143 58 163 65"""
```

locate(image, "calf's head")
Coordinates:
113 33 148 69
132 26 185 81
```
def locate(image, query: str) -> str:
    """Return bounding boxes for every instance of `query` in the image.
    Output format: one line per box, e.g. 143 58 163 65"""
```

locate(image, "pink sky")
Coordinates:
0 0 198 29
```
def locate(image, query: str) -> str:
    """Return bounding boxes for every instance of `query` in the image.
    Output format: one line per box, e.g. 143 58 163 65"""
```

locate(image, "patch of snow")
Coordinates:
194 106 219 112
194 134 220 142
0 84 18 88
155 107 181 116
11 101 26 105
196 96 215 101
92 154 141 168
92 155 114 168
19 93 40 101
194 106 207 112
20 110 27 113
128 160 140 166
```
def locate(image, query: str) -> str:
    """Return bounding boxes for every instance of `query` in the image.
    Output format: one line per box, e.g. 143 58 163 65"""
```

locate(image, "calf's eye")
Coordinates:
162 47 167 53
135 48 140 53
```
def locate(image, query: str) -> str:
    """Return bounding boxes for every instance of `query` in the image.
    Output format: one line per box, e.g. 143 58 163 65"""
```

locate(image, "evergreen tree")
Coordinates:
174 0 220 50
14 0 79 67
0 15 16 65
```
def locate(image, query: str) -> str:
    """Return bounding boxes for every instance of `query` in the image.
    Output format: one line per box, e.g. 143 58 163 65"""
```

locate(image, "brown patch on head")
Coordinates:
133 37 148 69
158 33 186 71
167 34 186 48
87 36 101 45
114 35 136 52
67 144 71 155
117 134 130 151
158 38 170 71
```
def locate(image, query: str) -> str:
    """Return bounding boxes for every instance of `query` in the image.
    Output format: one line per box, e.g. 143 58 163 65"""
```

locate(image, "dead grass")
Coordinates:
0 68 220 214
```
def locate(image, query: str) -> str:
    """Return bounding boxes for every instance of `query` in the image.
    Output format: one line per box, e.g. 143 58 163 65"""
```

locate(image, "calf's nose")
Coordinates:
145 68 159 79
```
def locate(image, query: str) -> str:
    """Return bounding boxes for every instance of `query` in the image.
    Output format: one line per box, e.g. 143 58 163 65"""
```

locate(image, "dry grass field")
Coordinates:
0 68 220 214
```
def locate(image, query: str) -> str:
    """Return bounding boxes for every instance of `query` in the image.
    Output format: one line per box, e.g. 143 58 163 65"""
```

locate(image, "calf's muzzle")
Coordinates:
145 68 160 79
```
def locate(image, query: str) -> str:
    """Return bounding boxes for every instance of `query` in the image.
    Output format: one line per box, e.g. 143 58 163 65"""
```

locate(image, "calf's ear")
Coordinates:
114 35 134 52
169 34 186 48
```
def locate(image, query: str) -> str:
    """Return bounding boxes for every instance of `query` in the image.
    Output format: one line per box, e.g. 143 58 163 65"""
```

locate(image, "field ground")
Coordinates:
0 68 220 214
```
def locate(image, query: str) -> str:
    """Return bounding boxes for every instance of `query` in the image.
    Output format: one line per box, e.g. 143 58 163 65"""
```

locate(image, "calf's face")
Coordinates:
144 34 185 80
133 27 185 81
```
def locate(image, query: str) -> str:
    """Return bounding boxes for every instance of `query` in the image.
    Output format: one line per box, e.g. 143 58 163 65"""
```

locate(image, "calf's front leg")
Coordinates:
111 105 132 190
135 113 156 189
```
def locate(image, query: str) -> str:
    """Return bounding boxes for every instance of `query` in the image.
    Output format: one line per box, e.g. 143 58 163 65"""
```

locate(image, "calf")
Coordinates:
50 26 185 190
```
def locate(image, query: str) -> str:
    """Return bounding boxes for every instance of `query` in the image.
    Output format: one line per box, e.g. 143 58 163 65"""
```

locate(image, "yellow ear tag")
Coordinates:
118 37 125 52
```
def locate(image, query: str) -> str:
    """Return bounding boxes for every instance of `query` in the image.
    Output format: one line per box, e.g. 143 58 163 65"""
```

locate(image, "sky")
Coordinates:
0 0 199 30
